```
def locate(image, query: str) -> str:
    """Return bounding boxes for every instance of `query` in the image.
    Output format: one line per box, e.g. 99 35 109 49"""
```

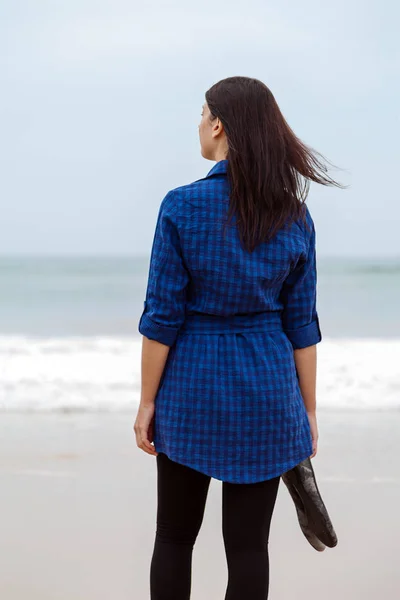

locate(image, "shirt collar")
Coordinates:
205 159 228 178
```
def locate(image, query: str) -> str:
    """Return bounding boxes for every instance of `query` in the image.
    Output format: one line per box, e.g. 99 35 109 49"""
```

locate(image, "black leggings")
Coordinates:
150 452 281 600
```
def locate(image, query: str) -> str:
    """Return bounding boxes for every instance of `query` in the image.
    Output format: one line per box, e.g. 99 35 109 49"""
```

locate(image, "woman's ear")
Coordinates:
212 118 224 138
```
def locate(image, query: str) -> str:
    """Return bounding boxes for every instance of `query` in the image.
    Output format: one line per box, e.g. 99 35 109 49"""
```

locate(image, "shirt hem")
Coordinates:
153 446 314 484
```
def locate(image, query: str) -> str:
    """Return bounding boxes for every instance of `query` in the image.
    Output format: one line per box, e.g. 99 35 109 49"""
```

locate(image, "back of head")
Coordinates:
205 76 342 253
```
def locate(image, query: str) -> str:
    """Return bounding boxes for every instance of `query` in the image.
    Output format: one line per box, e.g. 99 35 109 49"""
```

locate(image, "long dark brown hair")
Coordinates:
205 76 343 253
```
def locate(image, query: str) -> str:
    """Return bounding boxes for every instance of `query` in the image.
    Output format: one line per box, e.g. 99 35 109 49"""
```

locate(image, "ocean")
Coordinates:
1 255 399 412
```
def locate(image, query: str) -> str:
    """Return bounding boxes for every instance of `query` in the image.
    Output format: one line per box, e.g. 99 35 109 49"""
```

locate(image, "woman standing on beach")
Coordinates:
134 76 339 599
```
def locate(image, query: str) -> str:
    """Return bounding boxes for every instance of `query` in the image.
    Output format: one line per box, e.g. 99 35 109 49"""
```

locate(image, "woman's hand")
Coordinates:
307 411 318 458
133 402 158 456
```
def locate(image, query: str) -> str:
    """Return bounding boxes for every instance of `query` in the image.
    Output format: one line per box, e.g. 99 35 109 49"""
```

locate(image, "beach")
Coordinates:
1 255 400 598
2 0 398 595
1 410 399 599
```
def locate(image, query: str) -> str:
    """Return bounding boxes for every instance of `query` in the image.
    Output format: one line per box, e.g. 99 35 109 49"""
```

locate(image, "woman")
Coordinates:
134 76 340 599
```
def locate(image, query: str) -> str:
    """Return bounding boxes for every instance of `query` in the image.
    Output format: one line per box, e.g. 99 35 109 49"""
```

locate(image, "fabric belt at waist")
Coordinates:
180 311 283 335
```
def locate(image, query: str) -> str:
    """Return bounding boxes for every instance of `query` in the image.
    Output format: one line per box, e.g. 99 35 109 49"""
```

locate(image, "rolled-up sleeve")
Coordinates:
138 190 189 347
279 212 322 350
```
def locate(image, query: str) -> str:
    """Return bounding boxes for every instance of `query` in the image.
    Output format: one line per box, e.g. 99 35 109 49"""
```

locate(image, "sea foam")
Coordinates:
0 336 398 412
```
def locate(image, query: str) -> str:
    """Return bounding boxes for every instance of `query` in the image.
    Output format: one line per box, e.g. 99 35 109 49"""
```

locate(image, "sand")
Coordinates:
1 410 399 599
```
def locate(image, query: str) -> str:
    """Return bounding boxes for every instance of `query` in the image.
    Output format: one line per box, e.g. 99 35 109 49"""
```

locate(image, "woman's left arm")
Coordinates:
133 190 189 456
134 337 170 456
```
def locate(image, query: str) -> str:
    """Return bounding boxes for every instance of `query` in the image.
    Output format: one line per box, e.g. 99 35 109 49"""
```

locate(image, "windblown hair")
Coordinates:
205 76 343 252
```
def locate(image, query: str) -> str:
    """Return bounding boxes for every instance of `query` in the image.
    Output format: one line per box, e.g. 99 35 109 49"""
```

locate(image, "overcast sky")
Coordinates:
1 0 398 257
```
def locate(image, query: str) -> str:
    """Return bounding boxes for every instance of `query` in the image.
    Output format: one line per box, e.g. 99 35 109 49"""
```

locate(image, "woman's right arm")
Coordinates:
293 345 317 415
279 209 321 457
294 345 319 458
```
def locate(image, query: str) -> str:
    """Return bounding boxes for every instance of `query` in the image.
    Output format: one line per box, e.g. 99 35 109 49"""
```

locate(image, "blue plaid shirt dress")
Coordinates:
138 159 322 484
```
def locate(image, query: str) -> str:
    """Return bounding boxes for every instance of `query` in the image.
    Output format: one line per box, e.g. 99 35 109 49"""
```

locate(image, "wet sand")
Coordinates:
0 410 399 599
